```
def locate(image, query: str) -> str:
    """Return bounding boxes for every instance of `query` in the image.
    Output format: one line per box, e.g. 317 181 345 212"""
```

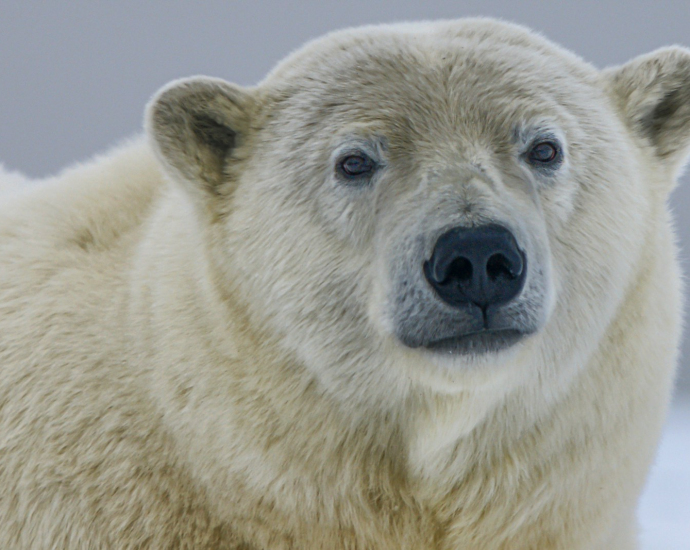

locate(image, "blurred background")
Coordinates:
0 1 688 547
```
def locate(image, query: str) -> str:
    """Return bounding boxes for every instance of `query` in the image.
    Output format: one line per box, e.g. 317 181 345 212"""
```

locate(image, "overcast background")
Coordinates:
1 2 688 545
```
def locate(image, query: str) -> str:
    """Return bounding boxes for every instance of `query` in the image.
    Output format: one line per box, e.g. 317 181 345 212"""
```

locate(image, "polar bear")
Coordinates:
0 18 689 549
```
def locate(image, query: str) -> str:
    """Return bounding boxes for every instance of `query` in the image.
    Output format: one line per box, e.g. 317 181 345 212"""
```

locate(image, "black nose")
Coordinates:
424 224 526 310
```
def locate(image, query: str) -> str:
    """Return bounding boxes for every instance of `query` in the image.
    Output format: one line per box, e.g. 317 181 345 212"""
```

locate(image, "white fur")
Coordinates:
0 165 30 194
0 19 688 549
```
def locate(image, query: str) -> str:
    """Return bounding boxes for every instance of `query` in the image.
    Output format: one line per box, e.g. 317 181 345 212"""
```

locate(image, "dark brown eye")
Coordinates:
528 141 560 164
338 153 375 178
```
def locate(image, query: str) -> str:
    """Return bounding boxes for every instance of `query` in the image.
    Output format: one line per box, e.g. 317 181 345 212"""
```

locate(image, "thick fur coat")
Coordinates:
1 19 689 549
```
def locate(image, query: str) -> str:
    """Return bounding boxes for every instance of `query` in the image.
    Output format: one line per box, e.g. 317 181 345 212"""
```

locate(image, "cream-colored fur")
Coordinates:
1 19 688 549
0 165 30 194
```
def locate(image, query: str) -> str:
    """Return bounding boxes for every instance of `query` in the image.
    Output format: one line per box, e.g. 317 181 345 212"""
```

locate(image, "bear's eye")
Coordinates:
527 141 561 165
337 153 376 179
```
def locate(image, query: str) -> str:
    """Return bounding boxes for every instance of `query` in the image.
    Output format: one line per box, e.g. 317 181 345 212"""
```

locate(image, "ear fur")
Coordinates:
604 47 690 176
146 77 254 197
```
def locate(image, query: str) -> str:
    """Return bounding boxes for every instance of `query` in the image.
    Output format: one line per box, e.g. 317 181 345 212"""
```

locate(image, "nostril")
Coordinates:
447 257 473 283
486 254 515 281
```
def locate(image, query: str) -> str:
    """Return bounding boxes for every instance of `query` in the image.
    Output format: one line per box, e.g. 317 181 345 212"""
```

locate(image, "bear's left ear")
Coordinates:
604 47 690 176
146 76 256 199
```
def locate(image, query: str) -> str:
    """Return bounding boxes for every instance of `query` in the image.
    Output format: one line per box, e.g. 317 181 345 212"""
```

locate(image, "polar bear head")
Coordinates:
146 20 690 404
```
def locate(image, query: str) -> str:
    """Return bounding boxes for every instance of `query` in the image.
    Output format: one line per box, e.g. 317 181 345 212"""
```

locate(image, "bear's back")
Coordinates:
0 139 240 548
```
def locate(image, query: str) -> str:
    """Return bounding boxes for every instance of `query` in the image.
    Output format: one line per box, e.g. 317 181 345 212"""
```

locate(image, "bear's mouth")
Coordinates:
423 328 525 355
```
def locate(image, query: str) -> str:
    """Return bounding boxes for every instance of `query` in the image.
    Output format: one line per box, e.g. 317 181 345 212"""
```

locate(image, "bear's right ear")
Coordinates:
146 77 255 198
603 47 690 178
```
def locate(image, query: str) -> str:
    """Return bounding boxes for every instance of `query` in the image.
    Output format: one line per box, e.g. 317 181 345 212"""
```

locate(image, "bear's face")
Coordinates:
255 45 583 361
148 21 690 399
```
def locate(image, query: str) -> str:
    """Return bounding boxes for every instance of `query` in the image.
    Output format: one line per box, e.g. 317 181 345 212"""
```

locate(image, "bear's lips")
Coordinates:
423 327 525 355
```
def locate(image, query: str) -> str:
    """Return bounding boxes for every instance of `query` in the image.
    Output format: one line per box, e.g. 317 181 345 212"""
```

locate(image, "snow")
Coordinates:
639 394 690 549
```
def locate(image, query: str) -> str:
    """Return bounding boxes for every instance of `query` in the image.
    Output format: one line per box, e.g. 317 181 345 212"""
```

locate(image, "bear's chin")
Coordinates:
422 328 526 356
